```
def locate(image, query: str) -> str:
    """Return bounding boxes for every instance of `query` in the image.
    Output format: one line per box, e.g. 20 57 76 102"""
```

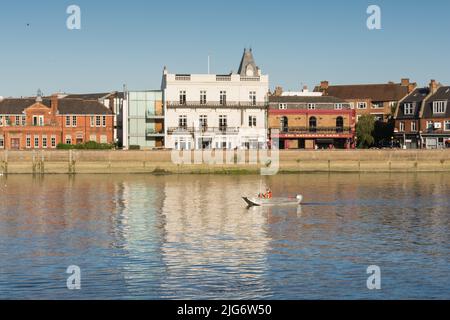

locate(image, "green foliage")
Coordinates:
128 145 141 150
57 141 115 150
356 115 376 148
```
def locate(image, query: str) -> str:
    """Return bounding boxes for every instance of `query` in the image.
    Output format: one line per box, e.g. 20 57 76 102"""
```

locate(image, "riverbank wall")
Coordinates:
0 150 449 174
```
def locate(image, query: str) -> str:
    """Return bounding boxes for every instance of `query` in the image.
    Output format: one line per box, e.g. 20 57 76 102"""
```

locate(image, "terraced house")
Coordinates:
314 79 416 122
268 87 356 149
0 92 114 150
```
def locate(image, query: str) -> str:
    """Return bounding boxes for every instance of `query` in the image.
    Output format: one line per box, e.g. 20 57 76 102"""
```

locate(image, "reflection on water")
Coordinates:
0 173 449 299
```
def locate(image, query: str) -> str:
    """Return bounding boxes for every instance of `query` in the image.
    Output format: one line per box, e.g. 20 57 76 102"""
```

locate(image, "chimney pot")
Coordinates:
401 78 410 86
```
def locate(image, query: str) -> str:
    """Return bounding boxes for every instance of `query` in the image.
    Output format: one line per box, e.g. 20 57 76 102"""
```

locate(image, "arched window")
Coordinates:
336 117 344 132
309 117 317 132
280 116 288 133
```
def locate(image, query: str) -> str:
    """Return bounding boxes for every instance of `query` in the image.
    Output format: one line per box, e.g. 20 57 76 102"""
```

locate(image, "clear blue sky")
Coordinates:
1 0 449 97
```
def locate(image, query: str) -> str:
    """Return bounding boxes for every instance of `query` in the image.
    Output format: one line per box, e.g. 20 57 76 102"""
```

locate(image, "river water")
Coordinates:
0 173 448 300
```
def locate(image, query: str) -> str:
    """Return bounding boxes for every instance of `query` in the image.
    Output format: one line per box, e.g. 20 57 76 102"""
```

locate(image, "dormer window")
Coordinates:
404 103 414 115
33 115 44 126
433 101 447 114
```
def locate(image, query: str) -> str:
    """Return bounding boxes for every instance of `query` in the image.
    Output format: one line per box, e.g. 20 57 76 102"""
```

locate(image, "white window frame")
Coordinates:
65 135 72 145
90 116 95 127
411 121 417 132
51 136 56 148
404 103 414 115
34 136 39 148
42 136 48 149
357 102 367 109
334 103 343 110
307 103 316 110
0 136 4 149
179 115 187 128
72 116 77 127
249 91 256 106
179 90 187 105
443 120 450 131
399 121 405 132
220 91 227 106
26 135 31 148
248 115 257 127
96 116 101 127
279 103 287 110
200 91 207 105
100 135 107 144
65 116 71 127
102 116 106 127
426 121 434 130
433 101 446 114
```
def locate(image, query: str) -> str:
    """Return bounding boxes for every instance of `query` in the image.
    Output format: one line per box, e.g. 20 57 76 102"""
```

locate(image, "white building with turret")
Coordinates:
162 49 269 150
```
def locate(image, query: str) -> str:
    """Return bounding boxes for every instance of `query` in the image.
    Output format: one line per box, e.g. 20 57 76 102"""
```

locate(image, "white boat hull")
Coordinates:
243 195 303 207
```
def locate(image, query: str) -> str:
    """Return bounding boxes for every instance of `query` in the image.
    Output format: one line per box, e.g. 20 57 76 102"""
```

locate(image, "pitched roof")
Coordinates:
422 86 450 118
315 83 411 101
0 98 113 115
237 48 258 76
63 92 124 100
396 88 429 119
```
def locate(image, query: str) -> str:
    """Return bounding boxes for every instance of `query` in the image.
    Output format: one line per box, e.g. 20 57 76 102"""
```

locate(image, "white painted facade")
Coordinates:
162 49 269 150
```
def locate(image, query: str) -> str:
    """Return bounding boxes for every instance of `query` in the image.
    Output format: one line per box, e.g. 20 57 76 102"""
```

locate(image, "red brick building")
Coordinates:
269 93 356 149
0 94 114 150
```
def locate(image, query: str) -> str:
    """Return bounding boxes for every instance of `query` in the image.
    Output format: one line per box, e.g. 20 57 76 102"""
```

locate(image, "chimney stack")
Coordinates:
401 78 410 86
274 86 283 97
429 80 438 94
51 94 59 120
320 81 329 90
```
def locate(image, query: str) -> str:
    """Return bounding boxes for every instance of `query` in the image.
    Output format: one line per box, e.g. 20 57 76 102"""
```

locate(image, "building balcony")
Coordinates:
167 101 267 109
273 126 352 135
146 112 165 120
167 126 240 135
146 129 165 137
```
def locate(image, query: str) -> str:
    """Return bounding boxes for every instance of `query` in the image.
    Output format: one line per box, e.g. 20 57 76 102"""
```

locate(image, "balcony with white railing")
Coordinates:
167 101 267 109
167 126 240 135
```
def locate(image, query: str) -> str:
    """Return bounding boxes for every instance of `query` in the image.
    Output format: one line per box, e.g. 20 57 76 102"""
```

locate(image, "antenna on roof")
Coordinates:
208 55 210 74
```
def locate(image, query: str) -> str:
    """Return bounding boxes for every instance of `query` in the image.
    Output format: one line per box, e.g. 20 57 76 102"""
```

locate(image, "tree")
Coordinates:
356 115 376 148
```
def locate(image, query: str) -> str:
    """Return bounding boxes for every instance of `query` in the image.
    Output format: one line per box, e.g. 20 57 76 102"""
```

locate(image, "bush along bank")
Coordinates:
56 141 115 150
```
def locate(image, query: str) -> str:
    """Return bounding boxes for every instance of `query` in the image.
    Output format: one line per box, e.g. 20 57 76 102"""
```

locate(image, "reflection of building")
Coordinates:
0 92 114 150
315 79 415 122
269 87 356 149
159 176 272 298
122 90 164 150
162 49 269 150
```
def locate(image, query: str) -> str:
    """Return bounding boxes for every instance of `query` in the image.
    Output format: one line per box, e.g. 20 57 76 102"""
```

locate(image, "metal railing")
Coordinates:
167 126 240 135
167 101 267 108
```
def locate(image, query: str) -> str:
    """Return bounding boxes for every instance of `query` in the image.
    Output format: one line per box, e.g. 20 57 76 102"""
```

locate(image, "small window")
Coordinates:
335 103 343 110
179 90 187 105
90 134 97 142
100 135 107 144
90 116 95 127
42 136 47 148
249 91 256 106
357 102 367 109
433 101 446 114
0 136 4 149
411 121 417 132
220 91 227 106
66 116 71 127
399 122 405 132
26 136 31 148
72 116 77 127
96 116 101 127
308 103 316 110
34 136 39 148
200 91 207 105
65 136 72 145
51 136 56 148
179 115 187 128
279 103 287 110
249 116 257 127
445 120 450 131
102 116 106 127
404 103 414 115
15 116 20 126
21 116 26 126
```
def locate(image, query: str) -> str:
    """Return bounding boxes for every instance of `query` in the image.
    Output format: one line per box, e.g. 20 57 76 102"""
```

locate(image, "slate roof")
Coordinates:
314 83 411 101
237 48 258 76
64 92 124 100
0 98 113 115
396 88 430 119
422 86 450 118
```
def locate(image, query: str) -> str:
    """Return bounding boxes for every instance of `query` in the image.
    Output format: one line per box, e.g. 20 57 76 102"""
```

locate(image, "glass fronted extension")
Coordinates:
126 91 164 149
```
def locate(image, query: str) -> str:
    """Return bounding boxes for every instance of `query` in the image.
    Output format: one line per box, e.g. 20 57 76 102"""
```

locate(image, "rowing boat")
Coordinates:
242 195 303 207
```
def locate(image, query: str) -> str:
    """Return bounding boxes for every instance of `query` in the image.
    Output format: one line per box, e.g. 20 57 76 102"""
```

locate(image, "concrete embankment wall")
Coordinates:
0 150 449 174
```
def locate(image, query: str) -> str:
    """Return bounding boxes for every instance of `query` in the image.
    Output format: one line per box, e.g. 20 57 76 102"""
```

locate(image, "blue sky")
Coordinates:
0 0 449 97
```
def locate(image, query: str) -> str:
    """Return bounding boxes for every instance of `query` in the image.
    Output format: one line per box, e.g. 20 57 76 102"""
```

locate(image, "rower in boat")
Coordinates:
258 188 273 199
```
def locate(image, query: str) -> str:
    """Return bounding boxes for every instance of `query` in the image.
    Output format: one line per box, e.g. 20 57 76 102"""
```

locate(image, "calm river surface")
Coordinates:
0 173 449 300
